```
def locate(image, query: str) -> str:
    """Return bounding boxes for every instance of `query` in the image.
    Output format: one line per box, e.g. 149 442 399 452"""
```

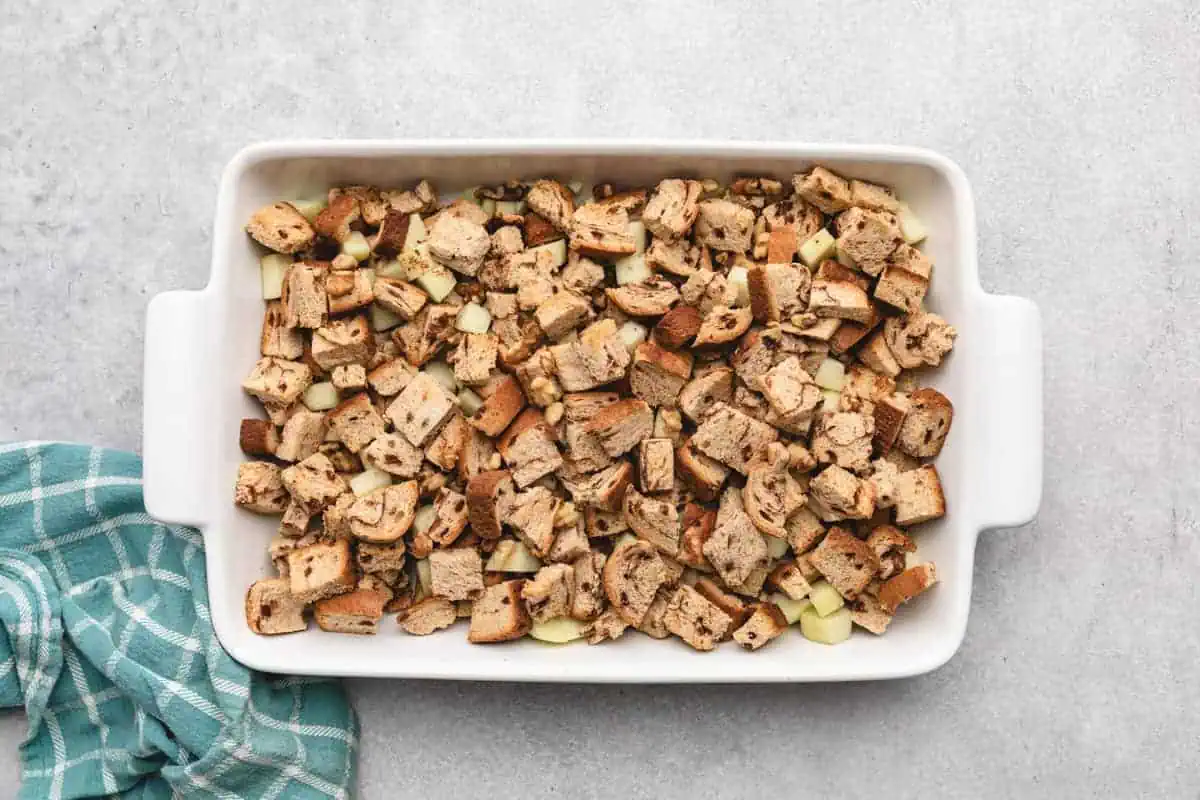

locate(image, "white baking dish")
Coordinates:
143 140 1042 682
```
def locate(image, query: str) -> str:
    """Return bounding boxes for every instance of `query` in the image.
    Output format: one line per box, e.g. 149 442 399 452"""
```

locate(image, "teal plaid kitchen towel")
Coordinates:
0 442 358 799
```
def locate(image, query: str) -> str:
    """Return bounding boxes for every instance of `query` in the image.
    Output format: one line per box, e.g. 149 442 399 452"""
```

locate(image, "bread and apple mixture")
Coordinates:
236 166 951 651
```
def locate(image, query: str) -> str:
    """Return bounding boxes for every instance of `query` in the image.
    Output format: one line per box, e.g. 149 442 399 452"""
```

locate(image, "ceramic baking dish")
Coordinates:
142 140 1042 682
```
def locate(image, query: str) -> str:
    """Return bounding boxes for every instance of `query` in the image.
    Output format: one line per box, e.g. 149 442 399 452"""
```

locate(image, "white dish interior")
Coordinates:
143 141 1042 682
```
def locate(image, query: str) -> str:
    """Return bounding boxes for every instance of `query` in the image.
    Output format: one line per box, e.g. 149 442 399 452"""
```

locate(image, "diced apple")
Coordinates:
423 362 457 394
412 504 437 534
260 254 290 300
302 382 339 411
480 198 497 217
455 302 492 334
836 246 856 268
808 580 844 617
342 231 371 262
897 204 928 244
416 558 432 596
461 187 481 204
415 266 457 302
349 468 393 497
764 534 789 560
727 266 750 307
798 229 837 268
617 320 648 353
370 304 403 332
457 388 484 416
528 239 568 269
820 389 841 413
402 213 427 252
628 220 647 254
800 605 852 644
770 594 812 625
291 198 326 222
814 358 846 391
485 540 542 573
529 616 587 644
375 259 405 279
495 200 525 216
614 252 652 286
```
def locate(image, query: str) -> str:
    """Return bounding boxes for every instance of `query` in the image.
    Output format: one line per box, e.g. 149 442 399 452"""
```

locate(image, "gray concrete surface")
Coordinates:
3 0 1199 797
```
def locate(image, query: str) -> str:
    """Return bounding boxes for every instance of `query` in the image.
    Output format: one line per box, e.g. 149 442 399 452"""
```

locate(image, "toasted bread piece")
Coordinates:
811 412 875 474
793 167 853 214
235 461 289 514
643 178 703 240
521 563 575 623
808 527 880 600
893 465 945 526
387 372 458 447
749 262 811 323
242 357 313 407
287 539 356 603
785 506 826 555
677 504 716 571
570 551 607 620
623 487 680 556
535 291 591 339
466 470 516 540
508 487 561 558
629 342 693 409
398 597 458 635
585 608 630 644
693 577 751 631
877 563 938 613
247 202 317 253
584 399 653 458
429 547 484 601
653 304 704 349
692 402 779 475
675 437 730 502
314 586 389 635
558 461 633 512
246 578 307 635
703 503 769 588
866 525 916 581
678 367 735 424
261 300 304 360
834 207 901 276
663 584 733 651
468 580 532 642
883 311 957 369
637 438 675 493
525 180 576 232
347 482 418 544
732 603 789 650
896 388 954 458
280 453 347 513
693 305 753 347
606 278 681 317
809 465 876 521
808 279 873 324
570 202 637 257
427 488 470 547
326 393 386 454
239 418 281 457
694 199 755 253
602 540 667 625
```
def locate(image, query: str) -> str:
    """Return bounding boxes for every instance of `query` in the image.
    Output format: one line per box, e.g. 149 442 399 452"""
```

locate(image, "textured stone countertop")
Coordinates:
4 1 1199 797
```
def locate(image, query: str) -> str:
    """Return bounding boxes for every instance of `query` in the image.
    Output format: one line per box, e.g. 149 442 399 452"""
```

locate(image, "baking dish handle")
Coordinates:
974 294 1044 531
142 290 213 528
